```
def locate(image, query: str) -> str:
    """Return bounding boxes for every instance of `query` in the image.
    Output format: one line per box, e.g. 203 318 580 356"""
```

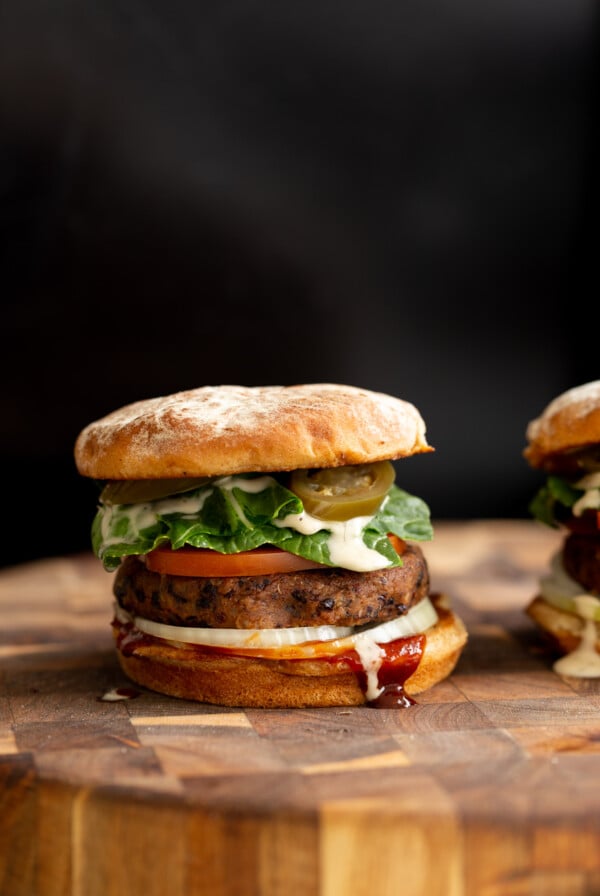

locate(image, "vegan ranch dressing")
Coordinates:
553 595 600 677
572 471 600 516
539 550 600 678
99 476 277 552
99 488 215 551
274 507 391 572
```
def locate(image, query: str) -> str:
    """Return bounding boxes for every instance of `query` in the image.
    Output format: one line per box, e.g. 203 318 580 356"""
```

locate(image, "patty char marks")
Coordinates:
113 542 430 629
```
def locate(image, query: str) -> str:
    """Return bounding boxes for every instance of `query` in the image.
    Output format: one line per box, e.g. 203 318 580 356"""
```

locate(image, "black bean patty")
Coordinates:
562 533 600 595
113 542 430 629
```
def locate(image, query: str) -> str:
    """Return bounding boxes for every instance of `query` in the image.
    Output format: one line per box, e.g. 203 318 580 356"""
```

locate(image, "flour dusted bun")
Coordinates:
524 380 600 472
74 384 432 480
113 595 467 708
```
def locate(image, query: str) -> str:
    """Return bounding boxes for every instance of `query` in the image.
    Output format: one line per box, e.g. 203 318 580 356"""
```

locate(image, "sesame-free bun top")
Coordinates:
75 383 432 480
524 380 600 471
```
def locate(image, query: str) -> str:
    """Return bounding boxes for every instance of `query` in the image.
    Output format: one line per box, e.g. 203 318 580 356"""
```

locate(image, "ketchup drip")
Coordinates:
114 620 156 656
338 634 425 708
372 687 415 708
368 635 424 708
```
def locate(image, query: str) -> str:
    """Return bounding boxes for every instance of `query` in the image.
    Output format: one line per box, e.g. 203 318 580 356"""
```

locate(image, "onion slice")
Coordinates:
114 596 438 654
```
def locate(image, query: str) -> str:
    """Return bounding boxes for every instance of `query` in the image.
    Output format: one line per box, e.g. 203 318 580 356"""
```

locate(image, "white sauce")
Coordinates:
539 551 591 609
100 488 214 549
553 595 600 678
274 510 387 572
537 551 600 678
216 475 275 494
572 471 600 517
352 635 386 700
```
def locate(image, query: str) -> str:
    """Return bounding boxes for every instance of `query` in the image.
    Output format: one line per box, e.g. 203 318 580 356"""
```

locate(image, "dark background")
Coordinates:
1 0 598 568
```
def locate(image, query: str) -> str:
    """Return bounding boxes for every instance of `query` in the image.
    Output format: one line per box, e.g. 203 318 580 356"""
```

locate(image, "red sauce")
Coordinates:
115 621 156 656
336 635 425 707
113 617 425 707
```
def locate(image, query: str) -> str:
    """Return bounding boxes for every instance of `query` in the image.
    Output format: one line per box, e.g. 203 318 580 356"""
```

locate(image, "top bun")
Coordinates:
75 384 432 480
524 380 600 471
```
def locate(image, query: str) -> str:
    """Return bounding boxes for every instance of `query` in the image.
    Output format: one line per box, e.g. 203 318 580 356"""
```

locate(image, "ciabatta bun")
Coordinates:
524 380 600 471
74 383 431 480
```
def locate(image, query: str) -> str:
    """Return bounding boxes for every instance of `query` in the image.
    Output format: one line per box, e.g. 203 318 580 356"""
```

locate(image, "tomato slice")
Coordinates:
144 534 406 578
145 544 329 576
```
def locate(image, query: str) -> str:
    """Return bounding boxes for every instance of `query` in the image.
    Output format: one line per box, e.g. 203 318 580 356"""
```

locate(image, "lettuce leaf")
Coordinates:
529 475 583 528
92 475 433 571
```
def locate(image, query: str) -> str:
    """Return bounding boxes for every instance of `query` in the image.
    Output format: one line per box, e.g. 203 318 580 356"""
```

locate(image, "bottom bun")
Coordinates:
113 594 467 707
526 595 600 656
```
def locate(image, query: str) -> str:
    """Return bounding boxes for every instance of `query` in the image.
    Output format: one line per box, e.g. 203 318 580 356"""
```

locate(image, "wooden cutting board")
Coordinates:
2 520 600 896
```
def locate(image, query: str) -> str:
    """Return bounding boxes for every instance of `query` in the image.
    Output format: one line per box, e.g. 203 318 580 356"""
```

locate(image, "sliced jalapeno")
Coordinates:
289 461 395 521
100 477 211 506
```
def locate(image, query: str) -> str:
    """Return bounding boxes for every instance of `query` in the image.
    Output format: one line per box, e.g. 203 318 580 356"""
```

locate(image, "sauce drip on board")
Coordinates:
340 635 425 707
98 686 141 701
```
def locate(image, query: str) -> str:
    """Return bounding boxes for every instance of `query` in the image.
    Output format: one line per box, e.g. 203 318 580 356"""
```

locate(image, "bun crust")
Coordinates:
113 595 467 708
74 384 431 480
524 380 600 470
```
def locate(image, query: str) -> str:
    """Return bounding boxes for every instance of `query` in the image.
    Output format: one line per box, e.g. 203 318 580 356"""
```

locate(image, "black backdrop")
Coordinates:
1 0 598 567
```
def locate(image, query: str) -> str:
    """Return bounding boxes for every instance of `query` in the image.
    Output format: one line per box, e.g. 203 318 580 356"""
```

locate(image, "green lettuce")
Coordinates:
529 475 583 528
92 475 433 571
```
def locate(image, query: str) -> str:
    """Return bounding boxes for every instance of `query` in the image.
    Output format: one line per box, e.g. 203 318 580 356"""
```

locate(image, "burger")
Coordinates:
75 383 467 707
524 380 600 674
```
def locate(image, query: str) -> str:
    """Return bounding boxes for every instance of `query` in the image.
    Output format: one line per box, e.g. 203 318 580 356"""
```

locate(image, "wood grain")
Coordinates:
2 521 600 896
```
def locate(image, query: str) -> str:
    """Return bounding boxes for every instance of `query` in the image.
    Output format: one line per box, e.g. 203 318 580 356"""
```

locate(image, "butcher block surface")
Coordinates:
2 520 600 896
